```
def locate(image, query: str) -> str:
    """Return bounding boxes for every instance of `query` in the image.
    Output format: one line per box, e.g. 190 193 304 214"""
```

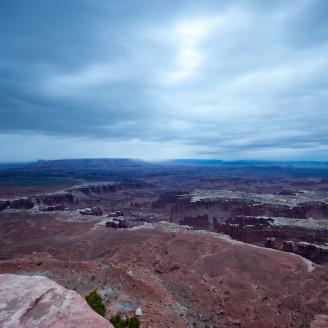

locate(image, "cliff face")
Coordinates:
0 200 10 211
0 182 149 211
163 194 328 265
171 197 328 222
0 274 113 328
211 215 328 265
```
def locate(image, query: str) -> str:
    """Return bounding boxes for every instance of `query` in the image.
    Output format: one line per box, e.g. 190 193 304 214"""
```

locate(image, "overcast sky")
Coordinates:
1 0 328 161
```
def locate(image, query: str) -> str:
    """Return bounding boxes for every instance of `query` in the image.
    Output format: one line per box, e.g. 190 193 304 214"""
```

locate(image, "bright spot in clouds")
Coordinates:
169 18 219 83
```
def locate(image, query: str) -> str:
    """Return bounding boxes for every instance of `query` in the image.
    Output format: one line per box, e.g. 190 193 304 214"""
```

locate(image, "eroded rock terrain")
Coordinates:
1 159 328 327
0 273 113 328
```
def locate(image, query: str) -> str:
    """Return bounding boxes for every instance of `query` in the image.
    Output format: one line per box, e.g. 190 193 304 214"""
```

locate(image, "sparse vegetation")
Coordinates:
85 290 105 317
84 290 140 327
110 314 126 328
110 314 140 328
126 315 141 328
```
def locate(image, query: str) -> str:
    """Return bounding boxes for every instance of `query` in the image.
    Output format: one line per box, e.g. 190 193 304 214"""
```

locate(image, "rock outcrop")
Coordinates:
282 240 295 252
296 242 328 264
311 315 328 328
0 274 113 328
170 195 328 222
214 216 328 264
0 182 149 212
10 198 35 210
106 217 128 228
79 207 103 216
179 214 210 230
40 204 65 212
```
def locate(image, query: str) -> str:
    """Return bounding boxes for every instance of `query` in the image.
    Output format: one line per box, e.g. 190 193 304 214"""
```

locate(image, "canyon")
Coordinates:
0 159 328 327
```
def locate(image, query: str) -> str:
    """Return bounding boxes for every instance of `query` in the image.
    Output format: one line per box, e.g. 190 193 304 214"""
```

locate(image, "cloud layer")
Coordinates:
0 0 328 160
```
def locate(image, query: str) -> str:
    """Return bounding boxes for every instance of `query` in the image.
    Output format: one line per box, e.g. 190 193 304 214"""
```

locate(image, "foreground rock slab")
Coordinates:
0 274 113 328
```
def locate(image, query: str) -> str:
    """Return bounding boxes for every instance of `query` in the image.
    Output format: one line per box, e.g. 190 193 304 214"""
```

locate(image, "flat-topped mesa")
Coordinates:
0 274 113 328
0 181 149 212
69 181 149 195
169 191 328 221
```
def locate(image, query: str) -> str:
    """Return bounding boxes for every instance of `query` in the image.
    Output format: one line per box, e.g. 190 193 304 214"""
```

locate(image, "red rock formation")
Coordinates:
264 237 276 249
38 193 79 206
79 207 103 216
296 242 328 264
311 315 328 328
0 182 148 212
108 211 124 217
9 198 34 209
106 217 128 228
282 240 295 252
40 204 65 212
0 274 113 328
171 196 328 222
151 192 182 210
179 214 210 230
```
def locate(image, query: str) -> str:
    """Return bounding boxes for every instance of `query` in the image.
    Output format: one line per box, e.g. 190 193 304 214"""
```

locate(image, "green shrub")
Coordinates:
85 290 105 317
110 314 141 328
110 314 127 328
126 316 140 328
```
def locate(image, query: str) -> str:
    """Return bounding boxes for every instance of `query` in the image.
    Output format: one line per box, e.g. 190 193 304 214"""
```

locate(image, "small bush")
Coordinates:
85 290 105 317
126 316 140 328
110 314 141 328
110 314 127 328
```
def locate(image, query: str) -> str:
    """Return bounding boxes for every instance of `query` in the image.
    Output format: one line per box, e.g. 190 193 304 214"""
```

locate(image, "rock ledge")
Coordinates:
0 274 113 328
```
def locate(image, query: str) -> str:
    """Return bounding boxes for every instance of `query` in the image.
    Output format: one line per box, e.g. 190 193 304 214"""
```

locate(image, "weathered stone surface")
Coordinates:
9 198 34 210
79 207 103 216
310 315 328 328
179 214 210 230
264 237 276 249
0 182 149 212
40 204 65 212
106 217 128 228
0 274 113 328
282 240 295 252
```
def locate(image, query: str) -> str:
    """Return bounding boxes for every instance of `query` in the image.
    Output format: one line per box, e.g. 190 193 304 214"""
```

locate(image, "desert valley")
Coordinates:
0 159 327 327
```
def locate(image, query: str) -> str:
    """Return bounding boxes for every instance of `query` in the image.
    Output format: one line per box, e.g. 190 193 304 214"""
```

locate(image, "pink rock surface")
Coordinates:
0 274 113 328
310 315 328 328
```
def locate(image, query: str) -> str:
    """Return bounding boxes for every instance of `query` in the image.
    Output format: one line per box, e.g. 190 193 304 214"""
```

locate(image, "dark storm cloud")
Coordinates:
0 0 328 160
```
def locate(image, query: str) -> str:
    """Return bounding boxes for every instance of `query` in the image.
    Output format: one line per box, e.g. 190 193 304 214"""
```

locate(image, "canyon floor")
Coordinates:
0 159 328 327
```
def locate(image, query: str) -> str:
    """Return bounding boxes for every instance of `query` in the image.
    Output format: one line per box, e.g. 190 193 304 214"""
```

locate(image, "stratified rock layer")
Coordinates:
0 274 113 328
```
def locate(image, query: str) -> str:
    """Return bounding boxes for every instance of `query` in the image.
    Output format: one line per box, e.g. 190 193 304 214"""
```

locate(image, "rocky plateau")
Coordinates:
0 159 328 327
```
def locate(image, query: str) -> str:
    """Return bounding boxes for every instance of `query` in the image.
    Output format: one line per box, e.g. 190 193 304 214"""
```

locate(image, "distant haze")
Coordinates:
1 0 328 161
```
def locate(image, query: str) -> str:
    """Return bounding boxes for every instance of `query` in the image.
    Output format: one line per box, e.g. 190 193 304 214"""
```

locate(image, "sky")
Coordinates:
0 0 328 161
